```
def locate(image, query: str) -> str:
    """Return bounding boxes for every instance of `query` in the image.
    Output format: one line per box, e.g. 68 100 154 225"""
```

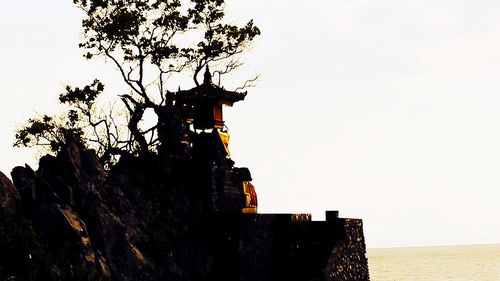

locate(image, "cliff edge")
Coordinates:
0 143 369 281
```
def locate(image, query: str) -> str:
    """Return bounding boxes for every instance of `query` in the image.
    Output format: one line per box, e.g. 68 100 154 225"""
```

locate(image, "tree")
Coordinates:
15 79 128 164
15 0 260 164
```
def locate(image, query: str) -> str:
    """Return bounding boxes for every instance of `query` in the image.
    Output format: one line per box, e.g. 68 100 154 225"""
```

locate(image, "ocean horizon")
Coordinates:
367 243 500 281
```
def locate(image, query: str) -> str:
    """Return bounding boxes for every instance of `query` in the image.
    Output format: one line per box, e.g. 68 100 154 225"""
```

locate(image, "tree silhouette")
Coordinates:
15 0 260 164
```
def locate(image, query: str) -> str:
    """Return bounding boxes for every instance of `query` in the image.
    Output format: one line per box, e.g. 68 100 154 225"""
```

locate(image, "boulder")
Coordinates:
11 165 36 206
36 204 99 267
0 171 20 215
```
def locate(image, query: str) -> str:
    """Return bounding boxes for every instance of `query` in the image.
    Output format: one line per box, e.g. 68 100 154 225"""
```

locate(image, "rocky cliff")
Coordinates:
1 143 199 280
0 143 369 281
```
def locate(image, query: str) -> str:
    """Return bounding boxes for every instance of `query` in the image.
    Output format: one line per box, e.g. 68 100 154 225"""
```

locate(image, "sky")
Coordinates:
2 0 500 248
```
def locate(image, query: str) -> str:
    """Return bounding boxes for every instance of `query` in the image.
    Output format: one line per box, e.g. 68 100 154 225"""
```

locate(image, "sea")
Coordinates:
367 244 500 281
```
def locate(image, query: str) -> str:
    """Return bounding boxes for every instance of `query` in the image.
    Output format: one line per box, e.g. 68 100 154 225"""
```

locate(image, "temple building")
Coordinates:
173 67 257 214
172 67 369 280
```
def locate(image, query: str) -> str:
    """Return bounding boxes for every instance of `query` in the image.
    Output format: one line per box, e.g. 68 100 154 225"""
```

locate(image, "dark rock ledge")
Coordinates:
0 143 369 281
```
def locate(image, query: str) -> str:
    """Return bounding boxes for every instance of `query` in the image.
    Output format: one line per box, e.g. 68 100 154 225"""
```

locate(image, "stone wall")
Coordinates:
239 214 369 281
205 213 370 281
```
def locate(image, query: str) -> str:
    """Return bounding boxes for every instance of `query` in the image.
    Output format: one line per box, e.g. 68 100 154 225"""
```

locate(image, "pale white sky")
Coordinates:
2 0 500 248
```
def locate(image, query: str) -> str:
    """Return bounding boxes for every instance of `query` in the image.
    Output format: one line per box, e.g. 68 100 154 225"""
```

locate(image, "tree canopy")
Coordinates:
15 0 260 165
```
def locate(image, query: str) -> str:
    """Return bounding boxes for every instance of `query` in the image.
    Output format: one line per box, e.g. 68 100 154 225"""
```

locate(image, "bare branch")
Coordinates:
235 74 260 92
213 59 244 86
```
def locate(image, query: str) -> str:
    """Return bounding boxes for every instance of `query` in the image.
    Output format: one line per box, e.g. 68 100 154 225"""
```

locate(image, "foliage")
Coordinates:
15 114 85 153
15 80 124 162
75 0 260 84
16 0 260 164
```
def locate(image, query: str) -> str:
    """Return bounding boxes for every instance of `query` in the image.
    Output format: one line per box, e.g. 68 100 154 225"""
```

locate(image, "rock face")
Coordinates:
0 144 369 281
3 144 152 281
0 170 19 216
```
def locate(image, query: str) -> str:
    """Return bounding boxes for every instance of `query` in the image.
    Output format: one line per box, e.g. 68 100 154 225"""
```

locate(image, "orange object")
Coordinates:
242 181 257 213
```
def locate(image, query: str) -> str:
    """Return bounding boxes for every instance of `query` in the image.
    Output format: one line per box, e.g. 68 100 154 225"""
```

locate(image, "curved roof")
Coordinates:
173 68 247 105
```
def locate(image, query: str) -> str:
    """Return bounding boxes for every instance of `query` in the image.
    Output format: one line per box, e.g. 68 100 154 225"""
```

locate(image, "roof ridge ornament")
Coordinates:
203 65 212 85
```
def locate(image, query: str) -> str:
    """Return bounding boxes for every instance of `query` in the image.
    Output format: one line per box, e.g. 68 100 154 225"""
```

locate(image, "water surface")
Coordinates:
367 244 500 281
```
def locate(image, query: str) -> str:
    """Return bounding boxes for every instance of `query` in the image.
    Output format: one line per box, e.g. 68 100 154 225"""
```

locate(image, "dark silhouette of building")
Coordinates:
171 67 370 281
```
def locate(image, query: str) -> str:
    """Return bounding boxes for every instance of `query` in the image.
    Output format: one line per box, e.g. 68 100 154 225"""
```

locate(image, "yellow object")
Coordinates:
218 130 231 156
242 207 257 214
